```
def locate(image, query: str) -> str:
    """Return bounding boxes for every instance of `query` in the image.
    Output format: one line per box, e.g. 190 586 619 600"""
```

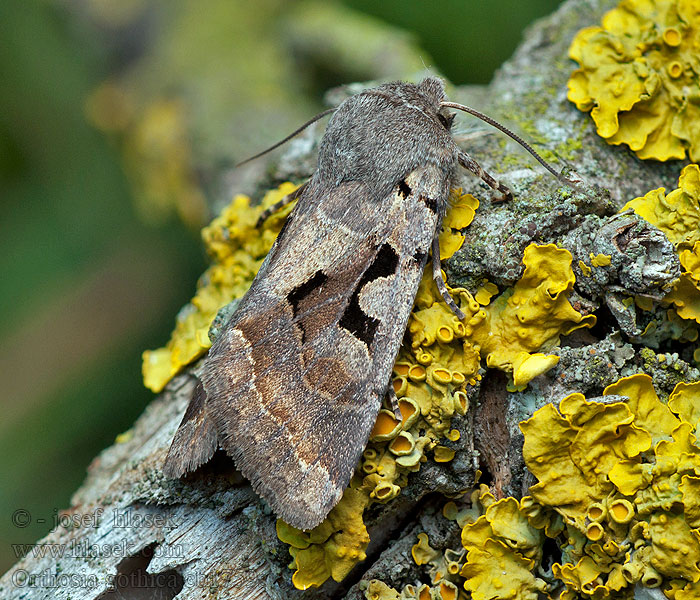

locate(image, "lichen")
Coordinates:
398 487 548 600
667 240 700 324
439 191 480 260
362 579 401 600
567 0 700 161
579 260 593 277
468 243 596 390
590 253 611 267
276 482 370 589
520 374 700 598
368 375 700 599
411 532 440 566
623 164 700 248
417 242 595 396
460 493 548 600
622 165 700 360
362 578 459 600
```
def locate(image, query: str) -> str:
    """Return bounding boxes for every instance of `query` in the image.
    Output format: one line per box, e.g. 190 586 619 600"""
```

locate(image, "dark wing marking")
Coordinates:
338 243 400 346
165 164 449 529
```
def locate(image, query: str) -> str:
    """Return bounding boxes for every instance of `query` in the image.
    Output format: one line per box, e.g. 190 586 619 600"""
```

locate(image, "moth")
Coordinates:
163 77 572 530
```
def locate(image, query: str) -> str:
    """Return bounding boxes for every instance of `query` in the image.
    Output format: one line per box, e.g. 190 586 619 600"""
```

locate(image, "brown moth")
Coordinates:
163 77 572 530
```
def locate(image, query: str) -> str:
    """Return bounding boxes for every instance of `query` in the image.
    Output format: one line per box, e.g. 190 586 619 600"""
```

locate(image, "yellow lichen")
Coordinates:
667 239 700 324
370 410 403 441
512 354 562 389
567 0 700 161
590 253 611 267
461 538 546 600
277 483 370 589
522 392 650 525
668 380 700 429
388 432 415 456
604 374 680 444
609 499 635 524
412 532 440 566
475 280 499 305
519 375 700 598
438 190 480 260
433 446 456 463
362 578 459 600
407 531 466 593
676 580 700 600
409 242 590 399
579 260 592 277
624 164 700 247
680 242 700 284
469 243 596 390
363 579 400 600
447 428 461 442
437 581 458 600
410 488 547 600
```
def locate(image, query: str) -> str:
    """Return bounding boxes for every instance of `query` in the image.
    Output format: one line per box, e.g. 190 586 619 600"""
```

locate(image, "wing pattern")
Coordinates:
165 163 450 529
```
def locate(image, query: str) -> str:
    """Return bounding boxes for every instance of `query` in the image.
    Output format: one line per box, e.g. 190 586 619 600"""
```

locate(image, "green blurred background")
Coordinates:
0 0 563 572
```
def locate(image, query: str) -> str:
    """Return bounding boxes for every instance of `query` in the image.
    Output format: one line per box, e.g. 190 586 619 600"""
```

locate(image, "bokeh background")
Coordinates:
0 0 562 572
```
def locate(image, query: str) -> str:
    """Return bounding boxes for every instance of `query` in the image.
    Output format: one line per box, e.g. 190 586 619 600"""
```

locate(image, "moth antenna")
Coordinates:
236 108 336 167
441 101 577 186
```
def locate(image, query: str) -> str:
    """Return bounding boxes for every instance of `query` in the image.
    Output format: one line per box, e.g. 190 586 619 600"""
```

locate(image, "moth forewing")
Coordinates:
200 165 447 530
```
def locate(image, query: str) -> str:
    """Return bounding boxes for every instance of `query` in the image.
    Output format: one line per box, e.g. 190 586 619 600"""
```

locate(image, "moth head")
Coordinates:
417 77 455 132
417 76 446 106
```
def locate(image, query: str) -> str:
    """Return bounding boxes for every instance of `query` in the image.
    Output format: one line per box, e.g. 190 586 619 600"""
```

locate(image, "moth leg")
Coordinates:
457 150 513 203
432 236 466 320
385 383 402 421
256 181 308 227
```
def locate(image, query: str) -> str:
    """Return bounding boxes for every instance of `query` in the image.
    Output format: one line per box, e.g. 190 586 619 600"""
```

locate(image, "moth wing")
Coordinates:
162 380 218 477
169 164 448 530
